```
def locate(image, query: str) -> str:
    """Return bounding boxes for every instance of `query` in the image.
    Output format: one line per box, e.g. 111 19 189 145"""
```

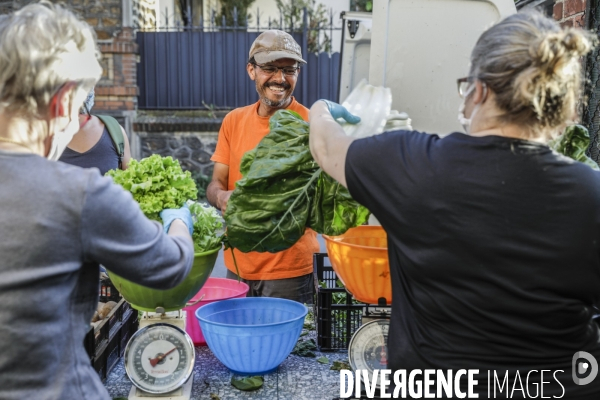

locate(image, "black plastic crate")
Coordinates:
85 299 129 357
85 298 138 380
99 277 121 303
314 253 363 352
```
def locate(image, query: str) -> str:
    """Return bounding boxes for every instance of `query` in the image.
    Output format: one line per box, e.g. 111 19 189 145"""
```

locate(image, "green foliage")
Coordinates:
216 0 256 27
187 201 224 252
330 360 351 371
106 155 197 221
291 338 317 357
230 376 264 391
351 0 372 11
317 356 330 364
274 0 331 54
224 110 370 253
549 125 599 170
191 171 211 201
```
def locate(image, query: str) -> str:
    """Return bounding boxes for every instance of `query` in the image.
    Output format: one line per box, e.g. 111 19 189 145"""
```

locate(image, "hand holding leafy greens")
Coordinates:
224 110 370 253
187 200 224 253
106 155 224 253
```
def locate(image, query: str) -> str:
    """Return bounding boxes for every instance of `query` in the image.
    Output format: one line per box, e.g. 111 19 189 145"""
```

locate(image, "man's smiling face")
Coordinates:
247 58 299 109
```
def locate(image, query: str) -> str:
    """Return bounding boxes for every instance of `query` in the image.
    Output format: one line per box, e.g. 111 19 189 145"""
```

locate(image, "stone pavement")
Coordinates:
103 343 348 400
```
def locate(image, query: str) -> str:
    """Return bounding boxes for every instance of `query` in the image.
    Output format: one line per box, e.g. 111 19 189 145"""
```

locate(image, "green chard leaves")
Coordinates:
230 376 264 391
224 110 370 253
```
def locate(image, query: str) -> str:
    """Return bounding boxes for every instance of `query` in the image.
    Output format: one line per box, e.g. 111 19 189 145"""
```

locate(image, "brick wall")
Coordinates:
12 0 140 137
553 0 588 27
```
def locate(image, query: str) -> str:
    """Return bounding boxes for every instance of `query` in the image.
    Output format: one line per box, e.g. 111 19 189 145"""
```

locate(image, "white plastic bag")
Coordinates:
340 79 392 138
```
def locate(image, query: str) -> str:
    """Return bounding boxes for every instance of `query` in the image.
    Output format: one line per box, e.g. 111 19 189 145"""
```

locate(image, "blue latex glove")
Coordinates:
160 204 194 235
319 99 361 124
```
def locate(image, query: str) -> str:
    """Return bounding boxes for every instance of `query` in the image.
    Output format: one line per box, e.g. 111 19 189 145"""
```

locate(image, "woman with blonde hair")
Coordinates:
311 10 600 398
0 3 194 399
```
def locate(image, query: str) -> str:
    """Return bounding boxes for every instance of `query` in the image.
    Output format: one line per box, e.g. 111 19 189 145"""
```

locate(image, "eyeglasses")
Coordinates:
457 77 476 98
253 63 300 76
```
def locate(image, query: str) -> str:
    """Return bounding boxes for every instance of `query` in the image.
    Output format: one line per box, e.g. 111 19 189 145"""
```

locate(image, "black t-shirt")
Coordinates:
345 130 600 398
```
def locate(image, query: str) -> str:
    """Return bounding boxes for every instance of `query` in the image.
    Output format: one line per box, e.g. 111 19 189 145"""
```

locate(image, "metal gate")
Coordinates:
582 0 600 162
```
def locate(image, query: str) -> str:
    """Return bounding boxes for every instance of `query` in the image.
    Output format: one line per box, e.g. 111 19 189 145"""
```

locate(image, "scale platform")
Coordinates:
128 378 193 399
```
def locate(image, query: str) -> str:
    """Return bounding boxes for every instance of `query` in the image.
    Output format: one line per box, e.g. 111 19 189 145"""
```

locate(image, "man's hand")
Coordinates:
319 100 361 124
160 205 194 235
217 190 233 213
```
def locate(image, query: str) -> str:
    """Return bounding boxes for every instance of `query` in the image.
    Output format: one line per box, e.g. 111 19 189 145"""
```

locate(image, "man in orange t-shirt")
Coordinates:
207 30 319 303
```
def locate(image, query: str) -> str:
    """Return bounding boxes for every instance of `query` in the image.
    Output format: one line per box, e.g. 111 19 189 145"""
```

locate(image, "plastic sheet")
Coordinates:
340 79 392 138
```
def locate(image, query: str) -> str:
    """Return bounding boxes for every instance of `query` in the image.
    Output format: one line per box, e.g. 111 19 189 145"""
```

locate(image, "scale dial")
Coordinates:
124 323 195 394
348 319 390 381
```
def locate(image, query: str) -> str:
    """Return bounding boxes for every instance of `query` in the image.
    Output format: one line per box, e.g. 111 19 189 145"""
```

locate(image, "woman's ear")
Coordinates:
48 82 77 118
471 80 488 105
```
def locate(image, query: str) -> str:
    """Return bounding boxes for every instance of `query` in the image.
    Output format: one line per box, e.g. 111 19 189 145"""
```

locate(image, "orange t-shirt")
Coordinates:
211 98 320 280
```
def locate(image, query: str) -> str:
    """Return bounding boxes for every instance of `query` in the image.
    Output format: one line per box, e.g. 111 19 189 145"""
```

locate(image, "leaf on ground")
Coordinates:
300 331 308 337
209 394 221 400
303 322 315 330
317 356 330 364
330 360 352 371
231 376 264 391
291 338 317 357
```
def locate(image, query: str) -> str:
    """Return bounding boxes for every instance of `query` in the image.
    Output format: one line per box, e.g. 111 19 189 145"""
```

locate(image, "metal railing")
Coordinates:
137 7 343 110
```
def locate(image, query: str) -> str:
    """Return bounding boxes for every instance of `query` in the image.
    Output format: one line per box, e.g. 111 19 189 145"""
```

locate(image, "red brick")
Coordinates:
553 2 563 21
573 13 586 28
561 19 574 28
564 0 586 17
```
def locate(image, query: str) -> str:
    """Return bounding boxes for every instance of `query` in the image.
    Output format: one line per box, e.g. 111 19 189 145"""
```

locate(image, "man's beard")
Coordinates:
257 81 292 108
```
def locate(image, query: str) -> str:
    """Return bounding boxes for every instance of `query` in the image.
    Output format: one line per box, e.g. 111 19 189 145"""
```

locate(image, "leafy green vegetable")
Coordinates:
186 201 224 253
225 110 370 253
106 155 197 220
230 376 264 391
291 338 317 357
549 125 599 170
317 356 330 364
330 360 352 371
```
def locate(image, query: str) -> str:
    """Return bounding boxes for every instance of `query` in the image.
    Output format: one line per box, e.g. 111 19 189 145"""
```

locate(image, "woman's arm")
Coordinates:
309 101 356 188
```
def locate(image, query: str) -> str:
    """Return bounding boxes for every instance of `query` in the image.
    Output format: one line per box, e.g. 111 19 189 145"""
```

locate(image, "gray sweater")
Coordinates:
0 151 194 400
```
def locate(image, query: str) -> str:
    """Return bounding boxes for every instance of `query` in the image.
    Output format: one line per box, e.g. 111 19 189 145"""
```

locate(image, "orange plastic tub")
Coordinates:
323 225 391 305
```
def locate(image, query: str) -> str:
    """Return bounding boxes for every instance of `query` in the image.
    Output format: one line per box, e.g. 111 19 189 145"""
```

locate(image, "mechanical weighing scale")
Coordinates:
124 307 198 400
107 247 219 400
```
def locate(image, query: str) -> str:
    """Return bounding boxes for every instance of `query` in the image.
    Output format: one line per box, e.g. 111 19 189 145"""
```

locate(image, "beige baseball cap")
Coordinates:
249 30 306 64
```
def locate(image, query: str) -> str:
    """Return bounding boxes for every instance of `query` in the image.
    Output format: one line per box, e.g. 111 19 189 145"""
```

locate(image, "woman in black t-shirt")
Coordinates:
309 10 600 400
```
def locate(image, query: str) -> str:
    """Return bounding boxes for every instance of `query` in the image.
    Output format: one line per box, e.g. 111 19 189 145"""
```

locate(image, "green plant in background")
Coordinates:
275 0 332 54
351 0 372 12
549 125 600 170
216 0 256 26
201 101 217 119
192 171 211 201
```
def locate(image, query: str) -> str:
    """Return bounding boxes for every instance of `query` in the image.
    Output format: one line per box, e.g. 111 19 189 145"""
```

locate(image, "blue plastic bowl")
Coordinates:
195 297 308 374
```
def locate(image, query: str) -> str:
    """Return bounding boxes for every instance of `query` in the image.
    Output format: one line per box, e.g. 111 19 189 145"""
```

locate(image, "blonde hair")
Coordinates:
0 1 101 118
469 10 596 139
